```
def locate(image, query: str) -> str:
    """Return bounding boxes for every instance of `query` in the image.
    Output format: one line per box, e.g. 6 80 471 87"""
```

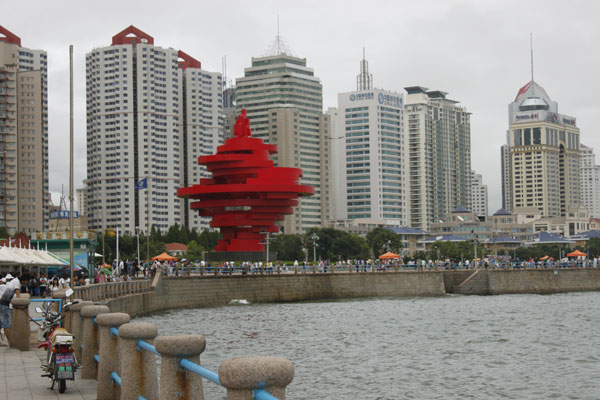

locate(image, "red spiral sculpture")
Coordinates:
177 109 314 252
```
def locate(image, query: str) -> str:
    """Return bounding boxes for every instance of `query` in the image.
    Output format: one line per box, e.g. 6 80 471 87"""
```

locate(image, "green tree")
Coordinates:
185 240 204 261
270 234 304 261
198 229 221 251
587 237 600 258
333 233 369 260
365 227 403 258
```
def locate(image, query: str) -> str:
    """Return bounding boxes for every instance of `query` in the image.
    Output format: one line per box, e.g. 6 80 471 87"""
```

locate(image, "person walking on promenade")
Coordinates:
0 274 21 345
39 273 47 297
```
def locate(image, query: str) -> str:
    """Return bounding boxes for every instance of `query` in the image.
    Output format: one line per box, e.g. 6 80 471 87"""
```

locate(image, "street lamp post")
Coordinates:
310 233 319 263
136 226 140 266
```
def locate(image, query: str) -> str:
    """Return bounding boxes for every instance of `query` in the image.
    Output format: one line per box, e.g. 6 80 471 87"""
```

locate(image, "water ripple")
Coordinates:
135 292 600 399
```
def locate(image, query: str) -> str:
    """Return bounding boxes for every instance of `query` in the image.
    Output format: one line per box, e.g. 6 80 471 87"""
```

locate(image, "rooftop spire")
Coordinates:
264 15 294 57
530 33 535 95
356 47 373 91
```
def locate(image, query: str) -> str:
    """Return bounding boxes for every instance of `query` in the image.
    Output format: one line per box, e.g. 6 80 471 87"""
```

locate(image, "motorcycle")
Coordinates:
35 288 78 393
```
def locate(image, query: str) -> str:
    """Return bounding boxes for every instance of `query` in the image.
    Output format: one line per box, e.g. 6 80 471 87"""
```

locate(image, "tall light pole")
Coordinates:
69 45 74 290
136 226 140 266
266 231 270 265
116 227 120 275
310 233 319 263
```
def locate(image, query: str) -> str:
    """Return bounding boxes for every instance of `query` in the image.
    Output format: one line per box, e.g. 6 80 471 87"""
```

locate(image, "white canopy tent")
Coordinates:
0 246 67 266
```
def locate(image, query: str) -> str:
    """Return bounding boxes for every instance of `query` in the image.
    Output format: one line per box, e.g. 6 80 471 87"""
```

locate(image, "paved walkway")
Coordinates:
0 346 97 400
0 300 97 400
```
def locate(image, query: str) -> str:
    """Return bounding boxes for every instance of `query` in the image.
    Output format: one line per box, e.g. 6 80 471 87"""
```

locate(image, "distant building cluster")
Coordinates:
1 24 599 249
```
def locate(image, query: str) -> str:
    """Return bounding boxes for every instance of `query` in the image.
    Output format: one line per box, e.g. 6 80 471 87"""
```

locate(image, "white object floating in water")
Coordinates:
229 299 250 305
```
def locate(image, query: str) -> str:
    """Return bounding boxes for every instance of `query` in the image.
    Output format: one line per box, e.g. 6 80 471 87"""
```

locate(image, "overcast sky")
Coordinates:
3 0 600 214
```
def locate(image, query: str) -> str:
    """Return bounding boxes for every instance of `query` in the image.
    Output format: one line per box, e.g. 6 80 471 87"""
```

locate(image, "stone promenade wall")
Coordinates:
106 272 446 317
487 269 600 295
103 269 600 317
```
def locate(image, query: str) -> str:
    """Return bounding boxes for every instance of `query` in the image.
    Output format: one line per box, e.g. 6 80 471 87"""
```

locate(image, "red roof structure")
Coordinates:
514 80 550 102
0 26 21 46
178 109 314 253
177 50 201 70
112 25 154 46
165 243 188 252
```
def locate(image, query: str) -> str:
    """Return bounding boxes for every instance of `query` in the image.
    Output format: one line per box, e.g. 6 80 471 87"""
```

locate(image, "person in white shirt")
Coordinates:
0 274 21 344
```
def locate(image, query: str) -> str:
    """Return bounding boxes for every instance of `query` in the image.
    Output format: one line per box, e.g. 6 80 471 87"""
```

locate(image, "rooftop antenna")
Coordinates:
530 33 535 96
357 47 373 91
277 14 280 54
222 55 226 88
264 16 293 57
530 33 534 83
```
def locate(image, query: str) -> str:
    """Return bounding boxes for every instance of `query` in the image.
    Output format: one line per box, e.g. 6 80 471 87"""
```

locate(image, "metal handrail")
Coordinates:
110 371 121 386
30 298 63 323
93 316 280 399
179 358 220 385
136 339 160 357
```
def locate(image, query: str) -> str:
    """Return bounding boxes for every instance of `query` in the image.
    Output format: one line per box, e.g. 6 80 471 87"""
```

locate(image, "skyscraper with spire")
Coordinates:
330 52 407 224
235 35 330 234
501 78 581 217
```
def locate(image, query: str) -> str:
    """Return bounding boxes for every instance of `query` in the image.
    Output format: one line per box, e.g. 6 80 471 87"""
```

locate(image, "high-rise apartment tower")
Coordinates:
579 144 600 218
471 171 488 220
404 87 471 230
86 26 223 235
0 26 49 235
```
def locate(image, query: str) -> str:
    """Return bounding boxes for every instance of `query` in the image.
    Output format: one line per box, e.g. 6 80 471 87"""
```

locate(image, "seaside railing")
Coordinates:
73 279 153 302
75 305 293 400
158 259 598 277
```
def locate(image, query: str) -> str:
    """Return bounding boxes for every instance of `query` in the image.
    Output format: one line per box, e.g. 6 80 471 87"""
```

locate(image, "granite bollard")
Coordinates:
118 322 159 400
9 296 31 350
219 356 294 400
155 335 206 400
51 289 69 328
80 305 110 379
96 312 131 400
69 300 93 362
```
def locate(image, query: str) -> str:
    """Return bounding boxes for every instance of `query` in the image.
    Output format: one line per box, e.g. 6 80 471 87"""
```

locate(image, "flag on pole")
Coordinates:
134 178 147 190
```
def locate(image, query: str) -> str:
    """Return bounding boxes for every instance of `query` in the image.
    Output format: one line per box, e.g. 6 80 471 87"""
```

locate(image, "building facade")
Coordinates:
86 26 222 235
235 50 330 234
579 144 600 218
0 26 49 235
471 171 488 220
503 80 581 217
76 184 87 216
331 55 406 225
404 86 471 230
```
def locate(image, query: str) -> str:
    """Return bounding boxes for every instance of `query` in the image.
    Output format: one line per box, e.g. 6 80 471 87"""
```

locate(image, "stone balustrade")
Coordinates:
73 279 153 302
70 305 294 399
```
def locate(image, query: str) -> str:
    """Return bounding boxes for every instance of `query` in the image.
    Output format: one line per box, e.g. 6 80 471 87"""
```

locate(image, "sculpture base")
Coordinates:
206 251 277 262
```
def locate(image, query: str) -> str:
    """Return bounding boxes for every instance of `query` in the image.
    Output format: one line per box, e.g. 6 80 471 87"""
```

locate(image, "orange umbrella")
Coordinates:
567 250 587 257
540 255 550 261
379 251 401 259
152 252 177 261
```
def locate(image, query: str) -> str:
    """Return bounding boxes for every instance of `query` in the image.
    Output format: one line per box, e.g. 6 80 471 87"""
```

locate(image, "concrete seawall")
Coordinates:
104 269 600 317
